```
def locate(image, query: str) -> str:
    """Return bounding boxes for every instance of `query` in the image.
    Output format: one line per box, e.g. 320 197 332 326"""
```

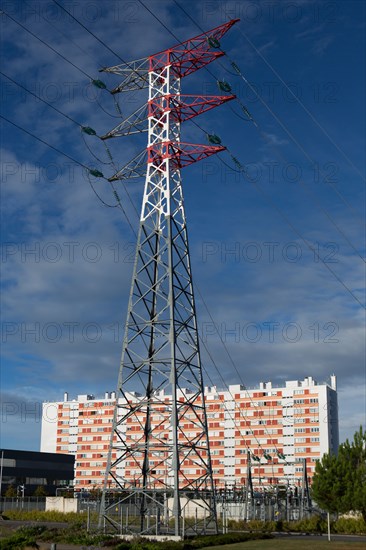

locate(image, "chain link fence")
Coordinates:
0 497 46 512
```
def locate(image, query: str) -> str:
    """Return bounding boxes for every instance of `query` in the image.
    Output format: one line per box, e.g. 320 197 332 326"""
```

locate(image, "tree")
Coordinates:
341 426 366 520
311 450 348 514
33 485 48 497
4 485 17 497
312 426 366 520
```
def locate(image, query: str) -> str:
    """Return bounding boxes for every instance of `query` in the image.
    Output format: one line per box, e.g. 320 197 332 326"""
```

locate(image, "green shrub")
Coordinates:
15 527 47 539
185 531 273 548
226 519 246 530
333 516 366 534
286 516 327 533
274 519 283 531
114 532 273 550
0 532 38 550
242 520 275 532
8 525 114 546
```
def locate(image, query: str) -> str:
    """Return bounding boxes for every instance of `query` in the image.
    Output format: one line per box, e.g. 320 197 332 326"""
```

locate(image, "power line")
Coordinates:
45 0 363 262
0 71 121 172
172 0 205 34
2 6 134 132
230 65 365 224
0 114 117 209
190 116 365 264
2 9 96 82
230 18 366 184
136 0 223 86
135 1 365 307
219 155 365 309
28 8 336 466
168 0 365 224
0 76 141 231
227 130 365 263
1 114 88 169
50 0 151 91
137 0 181 42
0 74 140 223
0 71 83 128
1 0 151 220
7 0 144 127
6 64 362 269
175 0 363 187
22 0 98 67
5 4 361 308
51 0 129 65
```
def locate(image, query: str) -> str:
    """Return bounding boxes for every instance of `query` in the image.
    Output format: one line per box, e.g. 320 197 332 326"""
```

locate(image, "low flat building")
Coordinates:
0 449 74 496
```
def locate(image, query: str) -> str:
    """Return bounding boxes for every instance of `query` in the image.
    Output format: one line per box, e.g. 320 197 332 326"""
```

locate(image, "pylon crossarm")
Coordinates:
101 104 148 139
151 50 224 78
147 142 226 170
103 19 239 92
149 18 239 78
148 94 236 123
100 56 148 75
108 149 147 181
100 57 150 92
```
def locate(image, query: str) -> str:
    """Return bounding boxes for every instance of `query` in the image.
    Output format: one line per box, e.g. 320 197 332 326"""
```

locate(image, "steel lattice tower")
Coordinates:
99 20 238 537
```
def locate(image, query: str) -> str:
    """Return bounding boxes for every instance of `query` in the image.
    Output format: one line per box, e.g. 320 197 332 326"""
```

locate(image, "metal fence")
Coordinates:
84 493 315 534
0 494 320 536
217 497 311 524
0 497 46 512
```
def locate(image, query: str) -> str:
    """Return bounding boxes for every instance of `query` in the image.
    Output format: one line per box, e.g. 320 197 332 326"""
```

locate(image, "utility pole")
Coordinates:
301 457 310 517
244 451 253 521
98 19 239 536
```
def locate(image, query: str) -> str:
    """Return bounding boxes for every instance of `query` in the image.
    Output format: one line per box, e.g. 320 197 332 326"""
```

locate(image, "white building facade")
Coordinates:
41 376 338 492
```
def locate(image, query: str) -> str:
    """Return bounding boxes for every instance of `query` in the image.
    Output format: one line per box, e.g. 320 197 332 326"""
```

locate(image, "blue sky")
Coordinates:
0 0 365 451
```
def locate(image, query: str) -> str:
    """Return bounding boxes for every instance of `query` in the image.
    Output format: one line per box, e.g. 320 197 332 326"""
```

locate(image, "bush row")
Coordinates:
0 531 38 550
0 529 271 550
227 516 366 534
116 532 273 550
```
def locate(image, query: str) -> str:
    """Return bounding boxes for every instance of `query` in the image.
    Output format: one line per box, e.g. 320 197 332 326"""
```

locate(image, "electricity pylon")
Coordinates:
99 19 239 537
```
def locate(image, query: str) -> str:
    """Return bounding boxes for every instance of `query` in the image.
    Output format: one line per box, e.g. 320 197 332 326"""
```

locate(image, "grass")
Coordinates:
1 510 89 524
204 540 366 550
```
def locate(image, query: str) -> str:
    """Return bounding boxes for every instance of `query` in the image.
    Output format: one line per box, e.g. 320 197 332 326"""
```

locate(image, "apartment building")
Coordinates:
40 375 338 491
